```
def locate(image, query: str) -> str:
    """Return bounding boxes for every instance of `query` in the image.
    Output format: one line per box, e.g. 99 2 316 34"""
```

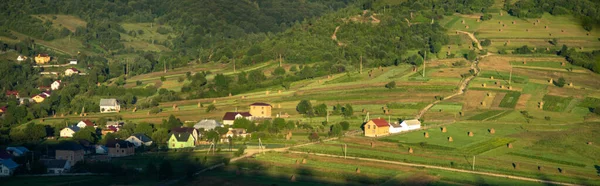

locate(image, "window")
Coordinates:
367 125 370 129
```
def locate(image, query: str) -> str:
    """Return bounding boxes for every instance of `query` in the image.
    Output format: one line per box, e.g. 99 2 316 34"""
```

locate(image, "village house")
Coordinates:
106 140 135 157
34 53 51 64
64 68 80 76
51 80 62 90
16 55 27 62
18 97 34 105
249 102 272 118
68 59 78 65
55 143 84 166
389 119 422 134
0 159 19 176
6 146 29 157
5 90 19 98
100 99 121 113
0 107 6 115
364 118 390 137
168 132 195 149
222 112 252 125
60 126 80 138
76 120 95 129
41 159 70 174
221 128 250 143
125 133 153 147
171 127 199 144
32 94 47 103
193 119 223 131
41 91 51 97
101 125 118 135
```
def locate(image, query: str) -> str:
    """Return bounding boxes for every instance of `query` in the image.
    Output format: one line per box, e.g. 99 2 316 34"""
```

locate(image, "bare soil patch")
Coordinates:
491 92 506 108
463 90 487 110
515 94 531 109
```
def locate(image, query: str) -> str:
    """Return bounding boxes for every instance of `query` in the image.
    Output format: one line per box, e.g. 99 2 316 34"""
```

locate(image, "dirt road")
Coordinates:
289 151 582 186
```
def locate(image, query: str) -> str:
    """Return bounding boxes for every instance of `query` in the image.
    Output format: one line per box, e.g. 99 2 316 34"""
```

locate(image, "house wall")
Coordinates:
364 121 390 137
108 147 134 157
55 150 84 166
60 129 74 138
32 96 45 103
168 136 194 149
100 106 119 113
35 56 50 64
250 105 271 118
223 120 234 125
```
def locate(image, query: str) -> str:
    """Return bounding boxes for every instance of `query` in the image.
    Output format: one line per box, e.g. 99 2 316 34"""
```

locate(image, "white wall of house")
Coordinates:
60 128 75 138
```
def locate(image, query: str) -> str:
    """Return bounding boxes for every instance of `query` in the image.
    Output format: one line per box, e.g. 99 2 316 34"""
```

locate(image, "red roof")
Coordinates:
370 119 389 127
0 106 6 112
67 68 79 72
250 102 272 107
222 112 252 120
5 91 19 96
36 94 47 98
82 120 94 126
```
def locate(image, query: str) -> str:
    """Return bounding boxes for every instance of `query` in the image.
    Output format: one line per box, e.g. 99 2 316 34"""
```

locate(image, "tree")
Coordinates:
313 103 328 117
339 121 350 130
234 145 246 157
158 160 173 180
385 81 396 89
24 123 46 142
554 77 566 87
480 14 493 21
165 115 182 129
152 129 169 144
145 162 158 179
73 126 97 143
134 123 154 137
296 100 313 116
205 104 217 113
308 132 319 142
273 66 286 76
466 50 477 61
480 39 492 47
233 118 255 132
100 132 117 145
342 104 353 117
329 123 343 137
332 103 342 115
160 76 166 82
272 118 286 131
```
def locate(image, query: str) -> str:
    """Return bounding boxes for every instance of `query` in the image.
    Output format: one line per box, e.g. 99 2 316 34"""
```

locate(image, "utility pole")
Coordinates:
326 111 329 123
163 59 167 73
423 50 427 78
233 58 236 73
360 55 363 74
344 144 347 159
279 53 282 67
472 156 475 170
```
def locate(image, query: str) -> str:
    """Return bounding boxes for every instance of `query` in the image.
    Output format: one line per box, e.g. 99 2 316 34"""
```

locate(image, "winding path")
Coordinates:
416 31 490 119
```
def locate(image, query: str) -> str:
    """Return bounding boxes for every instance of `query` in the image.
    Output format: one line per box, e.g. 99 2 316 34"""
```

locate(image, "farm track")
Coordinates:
416 31 491 119
288 151 582 186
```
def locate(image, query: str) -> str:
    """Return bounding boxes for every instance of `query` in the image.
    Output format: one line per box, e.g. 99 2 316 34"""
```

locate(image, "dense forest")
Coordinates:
506 0 600 31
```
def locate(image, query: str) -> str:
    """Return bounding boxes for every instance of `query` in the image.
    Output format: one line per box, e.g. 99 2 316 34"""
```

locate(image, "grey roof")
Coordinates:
41 159 68 169
194 120 223 130
66 125 81 132
170 133 192 142
132 133 152 143
99 99 118 107
0 159 19 169
106 140 135 148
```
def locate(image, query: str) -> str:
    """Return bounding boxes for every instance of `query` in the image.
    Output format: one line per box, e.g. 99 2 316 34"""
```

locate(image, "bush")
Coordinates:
339 121 350 130
554 77 566 87
234 145 246 157
480 14 493 21
385 81 396 89
149 107 162 114
452 60 467 67
160 76 166 82
136 80 142 86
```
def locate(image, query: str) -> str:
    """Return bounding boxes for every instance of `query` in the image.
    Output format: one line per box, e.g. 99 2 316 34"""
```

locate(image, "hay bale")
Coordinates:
408 147 414 154
549 78 553 84
537 19 540 23
549 33 552 36
362 108 366 113
173 104 177 109
487 92 492 97
538 166 542 171
533 22 537 26
318 80 322 83
278 104 281 108
424 132 429 138
545 25 548 29
539 102 544 109
441 127 447 133
295 160 299 164
481 102 486 106
587 141 592 145
356 168 361 173
266 90 270 95
302 159 307 164
495 81 499 85
447 51 451 55
499 29 502 32
561 29 564 32
508 86 513 90
500 85 504 89
526 29 529 32
568 82 573 87
468 131 474 137
448 137 453 142
546 47 550 51
61 114 65 117
229 93 232 97
558 168 565 173
498 21 502 24
461 19 465 24
41 119 45 122
476 19 480 22
465 25 469 29
507 143 513 148
523 61 527 64
489 128 495 134
512 21 516 24
502 24 505 28
278 90 282 94
197 103 200 108
212 99 216 104
290 175 296 182
241 96 246 99
459 111 464 116
482 83 486 87
371 142 374 148
512 162 519 169
490 76 494 80
500 12 503 16
133 107 137 112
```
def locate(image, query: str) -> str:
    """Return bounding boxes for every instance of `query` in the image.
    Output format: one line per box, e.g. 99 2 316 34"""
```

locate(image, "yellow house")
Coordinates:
32 94 47 103
249 102 272 118
35 54 51 64
364 119 390 137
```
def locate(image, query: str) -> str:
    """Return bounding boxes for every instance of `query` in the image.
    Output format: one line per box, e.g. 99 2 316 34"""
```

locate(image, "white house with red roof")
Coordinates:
64 68 80 76
51 80 62 90
76 120 96 129
222 112 252 125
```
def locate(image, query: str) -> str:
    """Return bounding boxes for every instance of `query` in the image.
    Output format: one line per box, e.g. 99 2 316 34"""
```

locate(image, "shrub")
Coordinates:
149 107 162 114
480 39 491 46
452 60 467 67
339 121 350 130
554 77 566 87
234 145 246 157
136 80 142 86
160 76 166 82
480 14 493 21
385 81 396 89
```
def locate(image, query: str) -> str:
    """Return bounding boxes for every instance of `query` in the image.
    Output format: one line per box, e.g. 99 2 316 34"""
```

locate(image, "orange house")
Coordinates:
249 102 272 118
35 54 51 64
364 119 390 137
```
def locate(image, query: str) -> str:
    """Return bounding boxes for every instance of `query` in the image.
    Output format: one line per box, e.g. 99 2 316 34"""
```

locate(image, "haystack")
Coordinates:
459 111 464 116
133 107 137 112
229 93 232 97
507 143 513 148
526 29 529 32
448 137 453 142
499 29 502 32
538 166 542 171
545 25 548 29
549 78 553 84
468 131 474 137
266 90 270 95
508 86 513 90
197 103 201 108
558 168 565 173
172 104 177 109
481 102 486 106
290 175 297 182
441 127 447 133
513 163 519 169
212 99 216 104
461 19 465 24
356 168 361 173
302 159 307 164
539 101 544 109
278 90 282 94
465 25 469 29
568 82 573 87
489 128 495 134
500 85 504 89
482 83 486 87
512 20 516 24
278 104 281 108
408 147 414 154
295 160 299 164
587 141 593 145
424 132 429 138
370 142 374 148
490 76 494 80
